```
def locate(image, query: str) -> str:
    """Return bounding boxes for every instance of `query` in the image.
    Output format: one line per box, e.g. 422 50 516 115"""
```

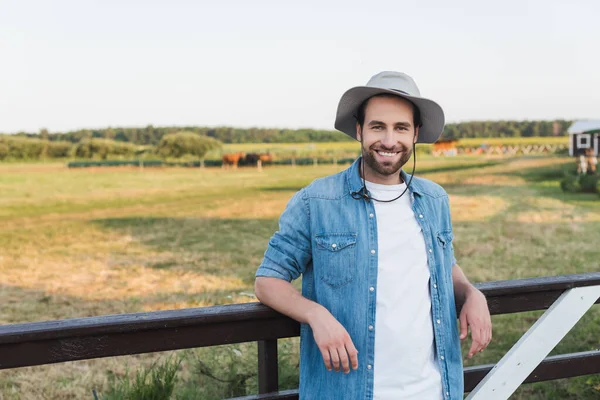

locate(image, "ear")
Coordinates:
356 122 362 142
413 126 419 144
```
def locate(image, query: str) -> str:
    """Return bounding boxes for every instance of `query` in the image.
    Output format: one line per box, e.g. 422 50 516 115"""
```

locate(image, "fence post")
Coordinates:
258 339 279 394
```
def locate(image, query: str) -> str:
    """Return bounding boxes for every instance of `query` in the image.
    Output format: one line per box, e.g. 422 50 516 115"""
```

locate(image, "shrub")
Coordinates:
46 141 73 158
156 132 222 160
73 139 136 160
0 136 45 159
0 142 8 160
580 174 599 193
560 174 580 193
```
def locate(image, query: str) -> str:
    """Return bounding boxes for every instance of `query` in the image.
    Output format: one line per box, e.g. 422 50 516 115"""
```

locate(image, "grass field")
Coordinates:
0 155 599 399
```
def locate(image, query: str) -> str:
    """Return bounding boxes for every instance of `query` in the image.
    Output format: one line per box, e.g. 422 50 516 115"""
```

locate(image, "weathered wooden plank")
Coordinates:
0 318 299 370
225 351 600 399
0 303 290 344
464 350 600 392
475 272 600 297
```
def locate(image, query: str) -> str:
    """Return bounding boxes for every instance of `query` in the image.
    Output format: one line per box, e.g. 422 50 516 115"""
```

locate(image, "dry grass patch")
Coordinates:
449 195 508 222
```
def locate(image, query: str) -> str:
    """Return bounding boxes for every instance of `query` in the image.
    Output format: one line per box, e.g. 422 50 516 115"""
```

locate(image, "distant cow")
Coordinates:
244 153 273 167
258 153 273 163
244 153 260 165
222 152 245 168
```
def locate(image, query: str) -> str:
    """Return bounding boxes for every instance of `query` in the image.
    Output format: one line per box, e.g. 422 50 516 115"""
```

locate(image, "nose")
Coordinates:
380 128 396 149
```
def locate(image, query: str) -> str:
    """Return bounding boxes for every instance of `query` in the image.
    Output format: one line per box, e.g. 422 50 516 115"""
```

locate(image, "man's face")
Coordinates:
356 96 418 180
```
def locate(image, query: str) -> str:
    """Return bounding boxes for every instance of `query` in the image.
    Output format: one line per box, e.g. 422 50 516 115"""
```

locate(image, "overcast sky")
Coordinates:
1 0 599 133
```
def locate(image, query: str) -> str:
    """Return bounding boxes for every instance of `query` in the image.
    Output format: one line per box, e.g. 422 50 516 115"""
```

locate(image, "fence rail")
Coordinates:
1 272 599 399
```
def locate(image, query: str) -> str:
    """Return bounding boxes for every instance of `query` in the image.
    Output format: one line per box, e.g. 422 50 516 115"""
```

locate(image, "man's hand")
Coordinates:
459 288 492 359
308 306 359 374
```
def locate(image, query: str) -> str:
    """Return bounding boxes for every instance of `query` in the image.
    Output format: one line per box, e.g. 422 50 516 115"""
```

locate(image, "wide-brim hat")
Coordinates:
334 71 445 144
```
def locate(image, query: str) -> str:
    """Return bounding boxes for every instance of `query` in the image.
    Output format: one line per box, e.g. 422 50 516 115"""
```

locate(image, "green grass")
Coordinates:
0 156 598 399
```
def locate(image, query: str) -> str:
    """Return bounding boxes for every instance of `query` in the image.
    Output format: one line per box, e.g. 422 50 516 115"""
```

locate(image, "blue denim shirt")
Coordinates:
255 158 463 399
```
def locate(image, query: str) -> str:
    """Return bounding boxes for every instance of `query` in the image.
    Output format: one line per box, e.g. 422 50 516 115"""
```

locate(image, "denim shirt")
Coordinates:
255 158 463 400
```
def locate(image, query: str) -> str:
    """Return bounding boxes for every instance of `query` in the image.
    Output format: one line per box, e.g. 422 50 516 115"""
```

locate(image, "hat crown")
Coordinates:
366 71 421 97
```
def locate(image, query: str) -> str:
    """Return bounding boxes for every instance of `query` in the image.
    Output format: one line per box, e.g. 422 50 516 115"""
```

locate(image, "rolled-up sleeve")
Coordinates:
255 189 312 282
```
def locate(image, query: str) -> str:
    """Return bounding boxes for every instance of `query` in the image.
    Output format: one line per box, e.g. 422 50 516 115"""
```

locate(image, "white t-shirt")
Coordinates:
365 180 443 400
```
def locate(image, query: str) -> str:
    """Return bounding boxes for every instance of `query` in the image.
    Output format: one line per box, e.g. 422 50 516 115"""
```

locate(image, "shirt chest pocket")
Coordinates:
436 230 455 268
314 233 357 288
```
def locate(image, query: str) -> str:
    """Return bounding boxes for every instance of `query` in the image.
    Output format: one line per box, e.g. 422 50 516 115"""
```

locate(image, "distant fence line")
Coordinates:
437 144 569 157
66 157 358 169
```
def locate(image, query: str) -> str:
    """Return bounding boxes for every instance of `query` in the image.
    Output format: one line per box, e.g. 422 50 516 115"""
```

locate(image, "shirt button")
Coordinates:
419 214 423 218
437 319 441 324
440 356 445 360
369 287 375 292
429 249 433 253
370 249 376 255
446 392 450 397
367 364 372 370
368 325 374 331
434 284 437 288
331 243 337 249
369 213 374 218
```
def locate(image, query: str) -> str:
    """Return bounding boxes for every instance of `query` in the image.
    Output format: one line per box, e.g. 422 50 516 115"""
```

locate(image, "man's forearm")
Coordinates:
452 264 477 306
255 277 325 325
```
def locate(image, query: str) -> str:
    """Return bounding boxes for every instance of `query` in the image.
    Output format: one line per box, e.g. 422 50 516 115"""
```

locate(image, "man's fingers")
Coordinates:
338 347 351 374
330 347 341 372
484 327 492 349
320 348 332 371
477 328 486 353
468 339 481 358
468 326 483 357
460 312 468 340
346 342 359 371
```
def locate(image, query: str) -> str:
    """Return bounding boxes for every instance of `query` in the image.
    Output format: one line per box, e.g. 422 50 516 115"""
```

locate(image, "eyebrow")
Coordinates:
367 120 412 128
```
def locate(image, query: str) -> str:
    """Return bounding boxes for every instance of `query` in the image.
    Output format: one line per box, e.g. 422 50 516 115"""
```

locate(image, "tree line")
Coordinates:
0 132 221 161
6 120 573 146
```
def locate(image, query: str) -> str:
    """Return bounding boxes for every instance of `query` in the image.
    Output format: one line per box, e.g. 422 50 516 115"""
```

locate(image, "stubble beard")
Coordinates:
362 143 413 177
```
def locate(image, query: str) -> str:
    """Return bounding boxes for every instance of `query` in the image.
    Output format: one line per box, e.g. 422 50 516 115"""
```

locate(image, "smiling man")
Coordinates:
254 71 492 400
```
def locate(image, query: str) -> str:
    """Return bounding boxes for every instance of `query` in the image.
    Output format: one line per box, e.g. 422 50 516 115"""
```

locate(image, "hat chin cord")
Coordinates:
351 133 416 203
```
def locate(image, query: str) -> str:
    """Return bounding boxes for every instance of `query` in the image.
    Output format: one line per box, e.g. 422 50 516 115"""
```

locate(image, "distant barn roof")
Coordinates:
567 120 600 134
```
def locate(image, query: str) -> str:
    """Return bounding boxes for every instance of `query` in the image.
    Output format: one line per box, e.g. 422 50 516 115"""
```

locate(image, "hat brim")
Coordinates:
334 87 445 144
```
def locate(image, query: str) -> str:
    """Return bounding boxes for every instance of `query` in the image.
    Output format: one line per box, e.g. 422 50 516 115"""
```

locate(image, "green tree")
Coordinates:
155 131 222 160
0 142 8 160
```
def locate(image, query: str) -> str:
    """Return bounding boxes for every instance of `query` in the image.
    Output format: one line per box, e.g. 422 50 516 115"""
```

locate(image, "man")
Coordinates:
254 71 492 400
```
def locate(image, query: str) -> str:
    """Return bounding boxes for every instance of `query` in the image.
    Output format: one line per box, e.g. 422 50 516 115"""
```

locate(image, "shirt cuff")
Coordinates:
255 260 293 282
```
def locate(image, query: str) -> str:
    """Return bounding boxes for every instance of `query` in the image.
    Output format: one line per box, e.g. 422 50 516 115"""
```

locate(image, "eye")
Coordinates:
372 126 383 131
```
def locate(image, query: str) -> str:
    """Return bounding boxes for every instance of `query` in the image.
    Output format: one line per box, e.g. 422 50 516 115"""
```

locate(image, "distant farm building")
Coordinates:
432 139 458 156
568 120 600 157
568 120 599 175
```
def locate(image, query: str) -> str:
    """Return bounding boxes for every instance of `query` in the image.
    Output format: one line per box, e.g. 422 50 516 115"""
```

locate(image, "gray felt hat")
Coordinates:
334 71 445 143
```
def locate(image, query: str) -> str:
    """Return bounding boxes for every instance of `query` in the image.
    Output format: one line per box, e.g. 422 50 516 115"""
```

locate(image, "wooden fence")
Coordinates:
0 272 599 399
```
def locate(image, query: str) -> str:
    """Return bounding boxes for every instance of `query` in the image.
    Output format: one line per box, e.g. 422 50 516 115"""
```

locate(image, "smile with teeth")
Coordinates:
376 150 399 157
